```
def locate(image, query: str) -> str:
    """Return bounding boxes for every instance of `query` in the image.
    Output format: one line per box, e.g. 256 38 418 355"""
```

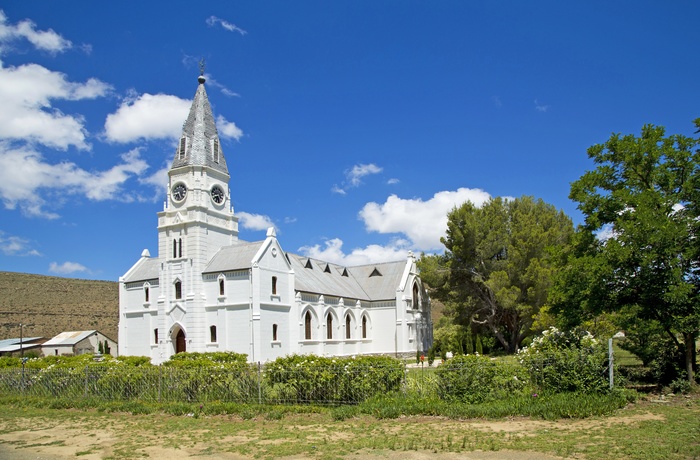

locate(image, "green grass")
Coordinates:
0 392 698 459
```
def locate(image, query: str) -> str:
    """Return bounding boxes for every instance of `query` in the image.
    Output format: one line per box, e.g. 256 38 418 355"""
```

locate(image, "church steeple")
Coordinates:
170 74 229 176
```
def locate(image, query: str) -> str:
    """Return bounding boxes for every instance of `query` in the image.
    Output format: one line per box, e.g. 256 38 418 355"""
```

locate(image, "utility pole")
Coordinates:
19 323 23 358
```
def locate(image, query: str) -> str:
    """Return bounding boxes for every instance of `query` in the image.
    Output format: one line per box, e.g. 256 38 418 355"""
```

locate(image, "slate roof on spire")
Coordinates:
170 75 229 175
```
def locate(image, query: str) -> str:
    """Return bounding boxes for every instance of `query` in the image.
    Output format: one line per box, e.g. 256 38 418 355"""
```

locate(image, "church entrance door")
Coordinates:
175 329 186 354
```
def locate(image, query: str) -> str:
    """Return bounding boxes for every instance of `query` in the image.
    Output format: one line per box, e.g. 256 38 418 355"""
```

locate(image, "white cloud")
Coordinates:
299 238 411 266
238 211 275 231
0 10 72 54
387 178 400 185
205 16 247 36
216 115 243 141
0 231 40 256
359 187 492 250
0 62 111 149
49 261 87 275
332 163 383 194
0 143 150 218
534 99 550 112
104 93 190 143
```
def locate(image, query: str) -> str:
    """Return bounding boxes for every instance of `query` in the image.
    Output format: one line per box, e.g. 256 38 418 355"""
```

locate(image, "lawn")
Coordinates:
0 392 698 459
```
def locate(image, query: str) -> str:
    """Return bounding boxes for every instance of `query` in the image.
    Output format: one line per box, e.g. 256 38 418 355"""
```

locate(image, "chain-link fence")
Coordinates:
0 355 615 406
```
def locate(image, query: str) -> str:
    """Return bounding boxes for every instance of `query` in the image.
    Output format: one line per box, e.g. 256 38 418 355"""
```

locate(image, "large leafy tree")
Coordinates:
420 196 573 353
556 122 700 383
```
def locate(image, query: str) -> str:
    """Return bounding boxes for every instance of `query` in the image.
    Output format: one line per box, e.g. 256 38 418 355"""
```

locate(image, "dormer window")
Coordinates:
178 137 188 159
212 139 220 163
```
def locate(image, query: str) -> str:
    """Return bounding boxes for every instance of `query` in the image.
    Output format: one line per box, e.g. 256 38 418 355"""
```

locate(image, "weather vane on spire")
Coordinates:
199 58 206 76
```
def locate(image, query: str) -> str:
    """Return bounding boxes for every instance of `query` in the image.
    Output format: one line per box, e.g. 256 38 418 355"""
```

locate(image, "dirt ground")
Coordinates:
0 406 668 460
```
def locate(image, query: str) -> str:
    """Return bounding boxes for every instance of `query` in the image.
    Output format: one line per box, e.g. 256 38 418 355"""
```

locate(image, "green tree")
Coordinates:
421 196 574 353
555 121 700 383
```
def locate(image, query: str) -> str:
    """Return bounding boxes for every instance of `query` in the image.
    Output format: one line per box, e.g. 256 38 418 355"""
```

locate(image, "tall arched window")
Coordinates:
304 311 312 340
272 276 277 295
144 285 150 303
326 313 333 340
153 328 158 344
173 239 177 258
178 238 183 258
345 314 351 339
272 324 278 341
210 325 217 343
362 315 367 339
413 283 419 309
174 280 182 300
219 278 225 296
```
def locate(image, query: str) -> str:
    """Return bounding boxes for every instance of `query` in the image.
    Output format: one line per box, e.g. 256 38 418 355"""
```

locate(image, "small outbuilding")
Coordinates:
42 331 117 357
0 337 45 357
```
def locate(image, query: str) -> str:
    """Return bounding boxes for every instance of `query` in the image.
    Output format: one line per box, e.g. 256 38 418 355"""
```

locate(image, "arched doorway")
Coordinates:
175 329 186 354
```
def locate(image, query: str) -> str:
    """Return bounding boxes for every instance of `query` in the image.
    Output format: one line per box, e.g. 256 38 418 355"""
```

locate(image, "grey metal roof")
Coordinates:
204 240 265 273
43 331 96 346
170 76 229 175
123 257 160 283
288 254 407 301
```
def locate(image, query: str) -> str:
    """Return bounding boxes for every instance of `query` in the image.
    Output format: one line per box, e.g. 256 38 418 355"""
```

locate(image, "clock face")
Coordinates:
211 185 225 204
172 183 187 202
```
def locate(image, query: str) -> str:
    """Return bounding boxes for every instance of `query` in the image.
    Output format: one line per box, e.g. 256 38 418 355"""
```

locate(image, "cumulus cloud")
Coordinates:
49 261 87 275
238 211 276 231
0 143 150 218
332 163 383 194
0 231 40 256
205 16 247 35
216 115 243 141
0 62 111 149
104 93 190 143
0 10 72 54
359 187 492 250
299 237 411 266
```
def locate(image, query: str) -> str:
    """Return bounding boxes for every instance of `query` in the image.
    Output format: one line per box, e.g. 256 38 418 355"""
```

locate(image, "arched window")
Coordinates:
304 311 312 340
210 325 217 343
174 280 182 300
362 315 367 339
219 278 225 296
345 314 351 339
273 324 278 341
144 285 150 303
272 276 277 295
178 238 183 258
154 328 158 344
326 313 333 340
413 283 419 309
173 239 177 258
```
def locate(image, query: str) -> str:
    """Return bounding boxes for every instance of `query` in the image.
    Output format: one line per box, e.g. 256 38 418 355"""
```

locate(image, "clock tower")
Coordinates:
156 73 239 352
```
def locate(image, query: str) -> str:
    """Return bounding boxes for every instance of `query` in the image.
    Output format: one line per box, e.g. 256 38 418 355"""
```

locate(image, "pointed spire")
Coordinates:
170 74 229 176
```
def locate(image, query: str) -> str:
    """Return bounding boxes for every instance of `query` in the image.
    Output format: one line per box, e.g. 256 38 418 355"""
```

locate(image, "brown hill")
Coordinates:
0 272 118 341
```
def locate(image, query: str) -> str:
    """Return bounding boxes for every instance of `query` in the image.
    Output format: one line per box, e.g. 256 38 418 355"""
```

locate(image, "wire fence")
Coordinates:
0 355 615 406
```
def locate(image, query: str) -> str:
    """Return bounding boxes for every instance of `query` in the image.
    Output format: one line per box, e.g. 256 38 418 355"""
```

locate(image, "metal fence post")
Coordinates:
608 338 614 389
257 362 262 405
158 366 162 403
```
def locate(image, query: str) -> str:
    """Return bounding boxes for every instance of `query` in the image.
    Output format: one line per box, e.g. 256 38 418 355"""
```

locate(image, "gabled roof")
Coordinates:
288 254 408 301
43 331 98 346
122 256 160 283
204 240 265 273
170 75 229 175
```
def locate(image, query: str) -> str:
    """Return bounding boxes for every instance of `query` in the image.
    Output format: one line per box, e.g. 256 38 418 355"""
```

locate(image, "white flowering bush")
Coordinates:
518 327 610 393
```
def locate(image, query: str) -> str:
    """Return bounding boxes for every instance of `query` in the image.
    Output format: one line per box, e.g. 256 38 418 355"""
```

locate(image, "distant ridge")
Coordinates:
0 271 118 341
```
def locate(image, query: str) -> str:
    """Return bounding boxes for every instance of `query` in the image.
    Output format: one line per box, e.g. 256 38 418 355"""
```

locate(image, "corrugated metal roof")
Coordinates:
122 257 160 283
204 240 265 273
0 338 42 348
43 330 96 346
289 254 407 301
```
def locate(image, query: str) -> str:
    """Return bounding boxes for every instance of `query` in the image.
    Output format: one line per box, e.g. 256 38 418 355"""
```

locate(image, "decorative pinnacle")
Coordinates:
198 58 206 84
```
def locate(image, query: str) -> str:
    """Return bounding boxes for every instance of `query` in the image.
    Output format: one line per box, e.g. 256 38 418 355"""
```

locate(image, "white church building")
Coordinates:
118 74 432 364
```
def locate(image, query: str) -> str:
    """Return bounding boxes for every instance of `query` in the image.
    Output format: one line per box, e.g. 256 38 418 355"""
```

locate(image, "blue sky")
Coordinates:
0 1 698 281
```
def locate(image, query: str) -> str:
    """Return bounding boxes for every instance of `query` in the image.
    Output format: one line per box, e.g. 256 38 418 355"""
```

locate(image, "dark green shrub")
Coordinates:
435 354 528 403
